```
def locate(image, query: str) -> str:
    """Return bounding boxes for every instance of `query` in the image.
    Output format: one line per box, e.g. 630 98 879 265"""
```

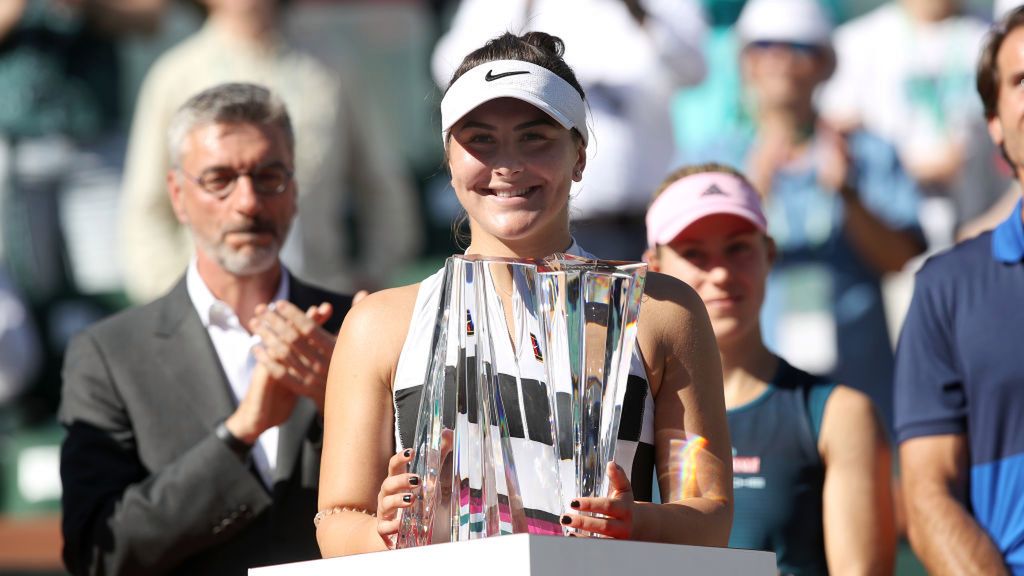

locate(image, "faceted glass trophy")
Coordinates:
396 254 646 548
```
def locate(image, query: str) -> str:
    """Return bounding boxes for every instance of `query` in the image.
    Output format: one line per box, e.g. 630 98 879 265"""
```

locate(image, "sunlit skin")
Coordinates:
448 97 586 258
648 214 774 351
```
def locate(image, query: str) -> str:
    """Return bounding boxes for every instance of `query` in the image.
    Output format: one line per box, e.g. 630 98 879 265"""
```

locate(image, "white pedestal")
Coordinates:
249 534 776 575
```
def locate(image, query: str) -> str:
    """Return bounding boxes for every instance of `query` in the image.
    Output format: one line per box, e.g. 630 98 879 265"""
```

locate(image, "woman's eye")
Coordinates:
522 132 548 141
467 133 495 144
727 242 752 255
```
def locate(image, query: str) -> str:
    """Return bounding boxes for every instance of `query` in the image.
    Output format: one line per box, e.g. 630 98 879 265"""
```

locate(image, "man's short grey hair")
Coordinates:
167 82 295 166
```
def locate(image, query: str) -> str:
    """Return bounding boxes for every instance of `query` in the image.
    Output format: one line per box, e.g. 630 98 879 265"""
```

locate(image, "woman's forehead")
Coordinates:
458 97 559 126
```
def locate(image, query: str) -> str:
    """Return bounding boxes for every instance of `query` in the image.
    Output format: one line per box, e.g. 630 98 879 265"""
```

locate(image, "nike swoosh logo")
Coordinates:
485 70 530 81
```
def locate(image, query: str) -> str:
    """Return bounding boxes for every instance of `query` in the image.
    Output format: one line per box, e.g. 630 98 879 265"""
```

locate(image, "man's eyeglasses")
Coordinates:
747 40 822 57
178 163 294 199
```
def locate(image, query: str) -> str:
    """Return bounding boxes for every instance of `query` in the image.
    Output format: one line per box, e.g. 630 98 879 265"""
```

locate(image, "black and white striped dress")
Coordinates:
391 243 656 530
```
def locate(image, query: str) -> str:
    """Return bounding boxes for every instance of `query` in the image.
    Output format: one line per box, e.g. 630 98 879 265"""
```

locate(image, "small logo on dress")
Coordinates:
733 455 761 474
466 310 475 336
702 184 727 197
530 333 543 362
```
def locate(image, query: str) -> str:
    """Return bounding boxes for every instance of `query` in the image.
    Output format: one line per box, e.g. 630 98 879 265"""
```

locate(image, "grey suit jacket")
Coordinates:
59 275 352 576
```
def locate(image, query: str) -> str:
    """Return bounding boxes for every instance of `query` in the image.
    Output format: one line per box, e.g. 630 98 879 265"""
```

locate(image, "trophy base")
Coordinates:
249 534 776 575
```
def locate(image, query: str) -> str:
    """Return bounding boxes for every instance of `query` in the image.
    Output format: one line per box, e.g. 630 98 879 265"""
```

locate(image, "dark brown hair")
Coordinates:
445 31 585 99
978 5 1024 119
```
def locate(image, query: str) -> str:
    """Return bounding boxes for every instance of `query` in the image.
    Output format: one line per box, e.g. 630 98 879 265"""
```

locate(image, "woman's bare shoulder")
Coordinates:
334 283 423 367
638 271 708 333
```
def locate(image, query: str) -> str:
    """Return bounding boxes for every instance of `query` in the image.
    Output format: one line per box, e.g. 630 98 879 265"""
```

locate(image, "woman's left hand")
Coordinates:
561 462 636 539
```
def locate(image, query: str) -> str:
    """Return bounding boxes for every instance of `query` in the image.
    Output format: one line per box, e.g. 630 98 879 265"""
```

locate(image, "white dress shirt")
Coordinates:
186 261 289 488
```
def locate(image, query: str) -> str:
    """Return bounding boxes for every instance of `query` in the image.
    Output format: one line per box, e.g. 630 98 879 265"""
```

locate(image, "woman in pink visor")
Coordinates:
645 163 895 574
315 33 733 557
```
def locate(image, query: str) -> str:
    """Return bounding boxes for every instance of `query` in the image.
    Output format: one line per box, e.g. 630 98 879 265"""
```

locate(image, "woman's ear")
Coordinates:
642 247 660 271
573 141 587 182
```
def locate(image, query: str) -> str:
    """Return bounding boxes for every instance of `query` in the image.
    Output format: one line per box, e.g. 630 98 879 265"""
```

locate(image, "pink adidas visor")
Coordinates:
645 172 767 248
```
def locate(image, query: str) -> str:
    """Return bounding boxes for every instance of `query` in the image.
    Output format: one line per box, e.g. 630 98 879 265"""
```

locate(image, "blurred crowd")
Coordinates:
0 0 1018 571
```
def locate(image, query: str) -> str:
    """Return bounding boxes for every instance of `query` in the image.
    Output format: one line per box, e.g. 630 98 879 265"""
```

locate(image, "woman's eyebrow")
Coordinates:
458 120 495 131
514 118 558 130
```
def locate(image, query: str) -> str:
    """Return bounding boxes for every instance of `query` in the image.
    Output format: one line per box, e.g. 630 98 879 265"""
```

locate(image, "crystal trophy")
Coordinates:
396 254 646 547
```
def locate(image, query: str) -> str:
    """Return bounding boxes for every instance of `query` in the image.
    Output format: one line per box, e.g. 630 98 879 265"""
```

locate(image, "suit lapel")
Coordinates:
155 279 236 428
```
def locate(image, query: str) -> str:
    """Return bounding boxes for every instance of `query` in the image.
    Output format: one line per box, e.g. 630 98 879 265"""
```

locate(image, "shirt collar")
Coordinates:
992 198 1024 264
186 260 290 328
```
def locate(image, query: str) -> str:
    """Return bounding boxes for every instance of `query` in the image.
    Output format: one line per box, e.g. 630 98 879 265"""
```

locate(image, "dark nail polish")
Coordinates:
403 449 411 458
561 515 572 525
570 500 580 509
403 494 412 503
409 476 420 486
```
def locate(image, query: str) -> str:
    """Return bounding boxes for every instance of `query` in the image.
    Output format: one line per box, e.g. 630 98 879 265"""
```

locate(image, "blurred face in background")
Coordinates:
201 0 277 19
652 214 775 349
901 0 960 22
741 41 832 111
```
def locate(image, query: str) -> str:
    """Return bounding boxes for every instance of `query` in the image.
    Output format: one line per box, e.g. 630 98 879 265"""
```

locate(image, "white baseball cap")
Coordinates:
737 0 834 48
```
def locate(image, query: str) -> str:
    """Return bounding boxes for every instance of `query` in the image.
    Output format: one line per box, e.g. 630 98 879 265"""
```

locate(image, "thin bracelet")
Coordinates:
313 506 376 527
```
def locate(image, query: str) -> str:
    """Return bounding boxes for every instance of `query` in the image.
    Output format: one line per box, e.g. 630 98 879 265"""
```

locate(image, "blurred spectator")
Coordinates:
682 0 926 430
671 0 847 157
431 0 708 260
895 8 1024 574
820 0 1010 246
0 263 40 405
0 0 162 300
120 0 421 302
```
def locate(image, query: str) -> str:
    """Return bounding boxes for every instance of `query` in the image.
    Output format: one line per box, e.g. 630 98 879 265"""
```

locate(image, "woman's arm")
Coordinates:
316 286 418 557
820 386 895 575
557 270 733 541
559 273 732 544
639 273 733 546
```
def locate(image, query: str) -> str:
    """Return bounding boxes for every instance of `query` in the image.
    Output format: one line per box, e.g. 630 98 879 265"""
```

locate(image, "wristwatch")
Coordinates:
215 420 254 461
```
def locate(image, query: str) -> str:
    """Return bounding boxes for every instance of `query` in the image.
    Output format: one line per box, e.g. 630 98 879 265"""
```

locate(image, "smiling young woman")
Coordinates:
314 32 733 557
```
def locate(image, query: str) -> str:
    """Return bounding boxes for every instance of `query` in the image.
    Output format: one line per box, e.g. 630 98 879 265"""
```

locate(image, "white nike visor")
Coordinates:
440 59 588 146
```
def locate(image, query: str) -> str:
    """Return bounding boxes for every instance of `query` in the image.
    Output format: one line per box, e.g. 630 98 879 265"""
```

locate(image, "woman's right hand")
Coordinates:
376 449 419 547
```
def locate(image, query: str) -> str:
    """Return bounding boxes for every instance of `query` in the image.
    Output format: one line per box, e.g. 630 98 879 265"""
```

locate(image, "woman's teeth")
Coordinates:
491 187 533 198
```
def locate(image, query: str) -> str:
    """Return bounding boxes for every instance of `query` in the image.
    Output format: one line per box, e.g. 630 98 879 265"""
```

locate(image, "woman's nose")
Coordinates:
491 149 524 177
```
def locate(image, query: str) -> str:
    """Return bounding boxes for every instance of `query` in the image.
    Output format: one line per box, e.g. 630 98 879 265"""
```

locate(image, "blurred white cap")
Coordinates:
996 0 1022 20
737 0 834 48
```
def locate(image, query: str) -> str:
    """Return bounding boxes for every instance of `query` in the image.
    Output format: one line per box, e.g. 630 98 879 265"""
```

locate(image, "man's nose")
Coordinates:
231 175 262 214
